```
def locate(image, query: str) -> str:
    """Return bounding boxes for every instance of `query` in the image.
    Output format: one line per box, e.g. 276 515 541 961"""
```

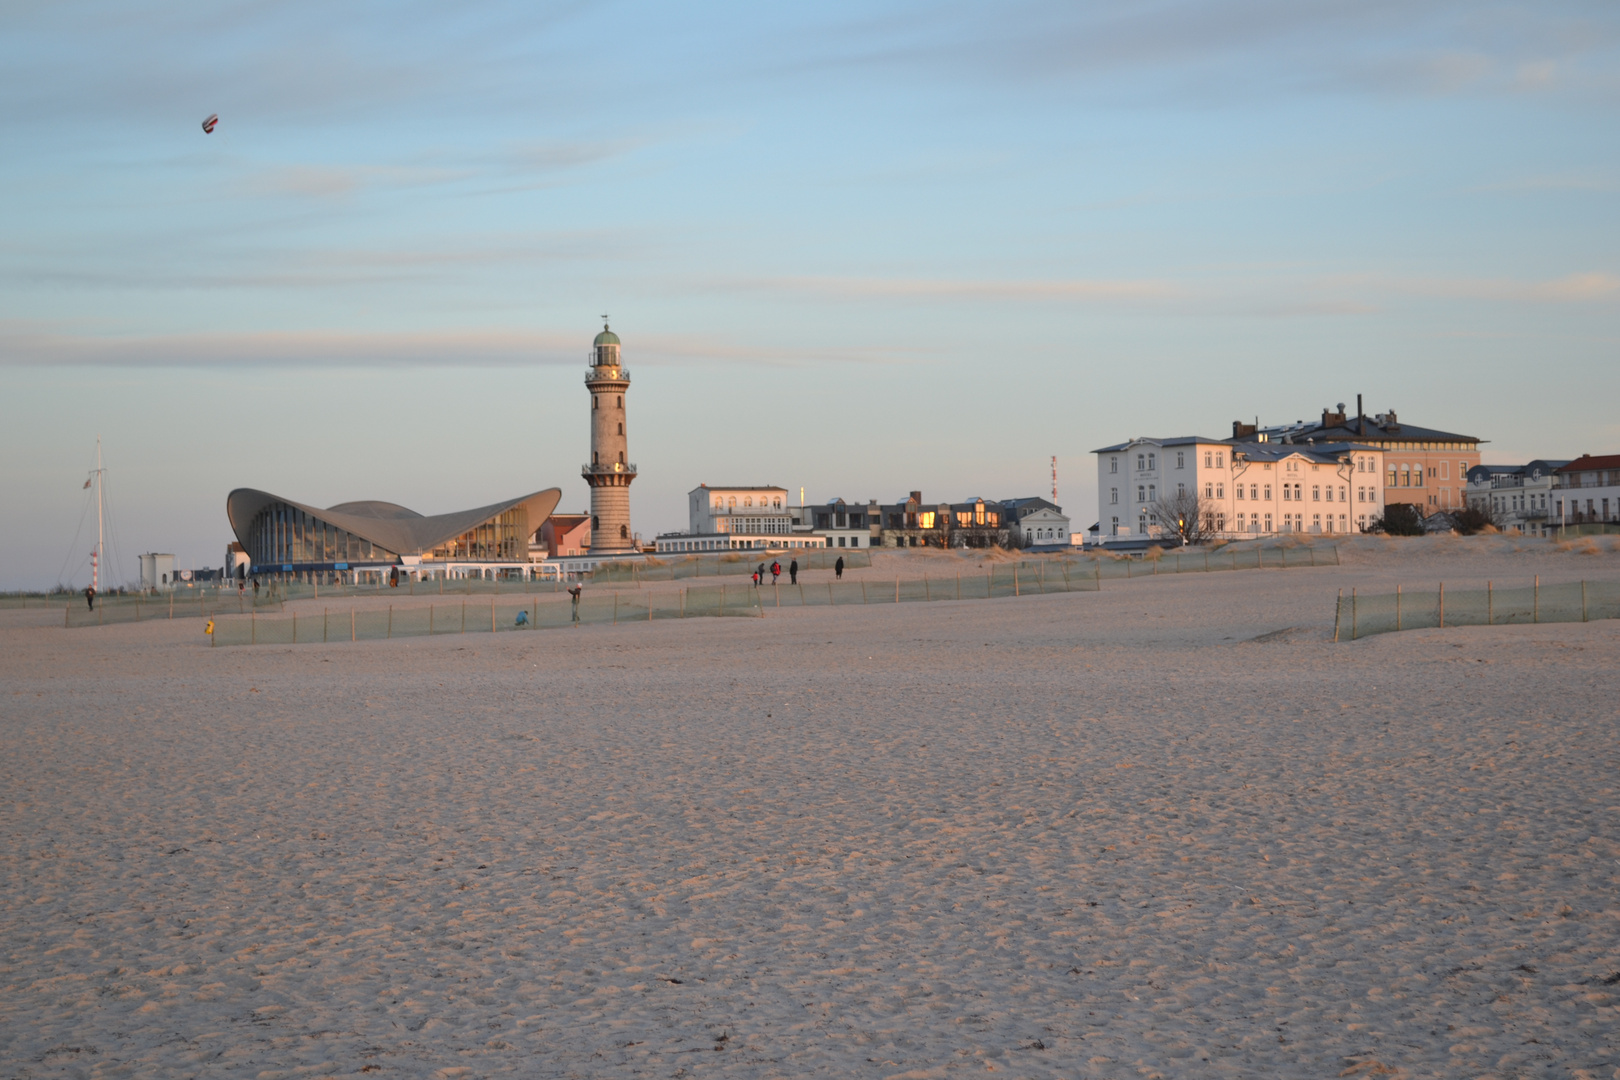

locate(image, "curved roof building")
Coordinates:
226 487 561 573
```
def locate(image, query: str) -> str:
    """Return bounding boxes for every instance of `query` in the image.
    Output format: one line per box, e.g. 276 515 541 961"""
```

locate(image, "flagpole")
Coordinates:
94 436 104 594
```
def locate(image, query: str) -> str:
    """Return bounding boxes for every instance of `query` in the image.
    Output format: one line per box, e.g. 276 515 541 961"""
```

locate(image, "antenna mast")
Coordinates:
1051 455 1058 505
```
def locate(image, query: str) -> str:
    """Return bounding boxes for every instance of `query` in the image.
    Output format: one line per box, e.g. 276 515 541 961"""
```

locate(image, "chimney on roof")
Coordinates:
1232 420 1257 440
1322 404 1347 427
1357 393 1364 435
909 490 922 505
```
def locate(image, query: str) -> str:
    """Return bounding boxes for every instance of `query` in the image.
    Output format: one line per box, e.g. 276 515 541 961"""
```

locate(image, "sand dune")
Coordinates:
2 536 1616 1078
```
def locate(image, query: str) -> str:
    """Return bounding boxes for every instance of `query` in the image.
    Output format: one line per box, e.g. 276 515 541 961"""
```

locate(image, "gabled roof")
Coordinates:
1092 436 1222 453
1556 454 1620 473
226 487 562 558
1229 440 1375 465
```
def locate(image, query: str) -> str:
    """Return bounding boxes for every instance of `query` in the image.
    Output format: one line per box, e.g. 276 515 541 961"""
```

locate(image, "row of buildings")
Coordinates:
1091 401 1483 548
1464 454 1620 536
649 488 1073 555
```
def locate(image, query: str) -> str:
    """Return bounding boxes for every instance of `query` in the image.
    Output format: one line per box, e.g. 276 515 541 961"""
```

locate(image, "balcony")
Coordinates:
582 462 637 475
584 367 631 383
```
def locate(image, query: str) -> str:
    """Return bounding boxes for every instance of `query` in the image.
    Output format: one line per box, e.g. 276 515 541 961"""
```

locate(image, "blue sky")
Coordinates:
3 0 1618 588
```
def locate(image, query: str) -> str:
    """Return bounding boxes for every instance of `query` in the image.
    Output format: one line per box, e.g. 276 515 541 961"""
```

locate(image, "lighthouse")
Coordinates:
583 322 637 553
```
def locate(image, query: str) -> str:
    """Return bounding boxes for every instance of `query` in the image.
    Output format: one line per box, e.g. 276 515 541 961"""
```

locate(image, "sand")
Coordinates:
2 535 1617 1079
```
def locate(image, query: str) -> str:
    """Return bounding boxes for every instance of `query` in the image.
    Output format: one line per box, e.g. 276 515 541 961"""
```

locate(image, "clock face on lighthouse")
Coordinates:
583 321 637 553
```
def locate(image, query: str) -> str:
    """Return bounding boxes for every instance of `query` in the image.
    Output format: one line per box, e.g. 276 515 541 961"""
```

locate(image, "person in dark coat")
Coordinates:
835 555 845 579
788 558 798 585
568 583 583 623
84 585 95 611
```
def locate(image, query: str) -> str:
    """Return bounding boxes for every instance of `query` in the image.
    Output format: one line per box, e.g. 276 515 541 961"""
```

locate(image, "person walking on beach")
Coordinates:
752 569 760 587
770 560 781 584
834 555 845 579
568 583 582 624
84 585 95 611
788 558 798 585
253 578 260 599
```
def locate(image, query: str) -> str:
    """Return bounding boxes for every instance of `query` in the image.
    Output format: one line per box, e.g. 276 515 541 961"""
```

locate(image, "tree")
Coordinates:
1448 504 1500 535
1372 503 1426 536
1149 487 1218 545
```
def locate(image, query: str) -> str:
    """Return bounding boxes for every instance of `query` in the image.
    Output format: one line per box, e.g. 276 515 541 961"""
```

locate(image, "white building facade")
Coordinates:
1093 437 1385 546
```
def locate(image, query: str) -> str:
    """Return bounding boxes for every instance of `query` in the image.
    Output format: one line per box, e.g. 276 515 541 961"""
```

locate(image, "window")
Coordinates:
619 524 628 539
1440 461 1449 480
1236 485 1245 500
593 397 599 410
728 496 736 507
617 422 623 435
774 498 782 509
1205 483 1213 498
1148 485 1157 502
1111 515 1119 534
1217 483 1224 498
1147 453 1156 469
1262 484 1270 500
1137 485 1145 501
1283 485 1292 501
1264 513 1272 531
1251 484 1259 500
1204 452 1212 467
1110 488 1118 504
1312 485 1320 501
1110 457 1118 474
1176 451 1185 469
1178 482 1186 496
1137 453 1145 470
1215 453 1223 468
1387 468 1398 487
616 396 622 408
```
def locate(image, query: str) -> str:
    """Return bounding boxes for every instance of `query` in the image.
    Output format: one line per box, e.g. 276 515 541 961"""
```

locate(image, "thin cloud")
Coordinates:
728 275 1182 304
0 324 922 369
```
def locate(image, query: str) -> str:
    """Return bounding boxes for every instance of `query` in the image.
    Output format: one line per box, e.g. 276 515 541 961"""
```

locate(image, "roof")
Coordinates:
226 487 562 559
1555 454 1620 473
1229 440 1379 465
594 324 621 347
1092 436 1223 453
693 485 787 492
1278 419 1480 444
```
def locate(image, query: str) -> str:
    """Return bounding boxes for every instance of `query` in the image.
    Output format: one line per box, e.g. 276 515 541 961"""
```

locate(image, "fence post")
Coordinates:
828 582 834 605
1309 548 1315 567
169 592 174 619
1257 548 1262 568
461 601 466 633
1439 583 1444 628
351 608 356 641
1126 559 1131 578
64 606 69 628
388 605 393 639
613 592 618 625
251 610 256 645
957 572 961 599
1533 575 1539 623
324 608 328 643
292 611 297 643
1352 587 1357 640
861 581 868 603
1488 581 1493 625
1396 584 1401 632
681 589 686 618
925 576 931 601
532 599 536 627
649 593 653 621
1581 580 1588 622
895 577 899 602
1334 588 1342 643
1015 567 1020 595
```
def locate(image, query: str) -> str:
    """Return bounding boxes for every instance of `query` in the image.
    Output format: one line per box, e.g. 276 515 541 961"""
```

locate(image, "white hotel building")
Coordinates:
654 485 828 554
1094 437 1386 545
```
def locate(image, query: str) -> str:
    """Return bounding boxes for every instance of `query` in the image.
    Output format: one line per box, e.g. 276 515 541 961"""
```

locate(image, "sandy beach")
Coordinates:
2 535 1617 1079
